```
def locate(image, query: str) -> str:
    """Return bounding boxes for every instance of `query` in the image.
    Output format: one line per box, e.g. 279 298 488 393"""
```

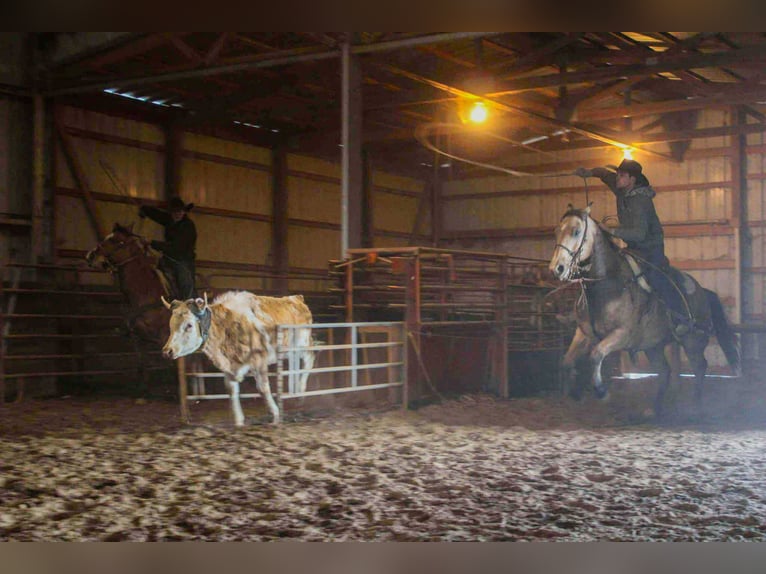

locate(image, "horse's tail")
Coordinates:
705 288 741 373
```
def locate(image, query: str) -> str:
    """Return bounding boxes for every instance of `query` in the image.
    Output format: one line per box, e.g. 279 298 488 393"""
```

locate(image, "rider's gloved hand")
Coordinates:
574 167 592 178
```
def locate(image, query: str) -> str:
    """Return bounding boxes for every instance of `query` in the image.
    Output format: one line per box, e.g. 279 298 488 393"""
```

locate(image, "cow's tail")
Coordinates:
705 288 740 374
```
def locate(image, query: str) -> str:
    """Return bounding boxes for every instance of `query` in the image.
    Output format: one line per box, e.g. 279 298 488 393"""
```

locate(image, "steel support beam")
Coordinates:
47 33 495 97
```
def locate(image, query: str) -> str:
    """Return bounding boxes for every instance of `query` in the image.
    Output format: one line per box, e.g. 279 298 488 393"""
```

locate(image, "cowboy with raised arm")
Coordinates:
575 159 691 336
139 196 197 300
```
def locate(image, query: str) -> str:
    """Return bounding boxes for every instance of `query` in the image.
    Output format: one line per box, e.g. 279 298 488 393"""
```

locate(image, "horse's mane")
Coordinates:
113 223 141 238
561 207 623 256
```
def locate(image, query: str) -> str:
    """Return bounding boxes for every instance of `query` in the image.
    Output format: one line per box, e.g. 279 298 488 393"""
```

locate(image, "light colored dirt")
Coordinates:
2 385 766 541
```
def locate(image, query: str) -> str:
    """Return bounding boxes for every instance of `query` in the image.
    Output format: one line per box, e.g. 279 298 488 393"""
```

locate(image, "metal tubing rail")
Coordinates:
0 261 172 400
179 321 406 422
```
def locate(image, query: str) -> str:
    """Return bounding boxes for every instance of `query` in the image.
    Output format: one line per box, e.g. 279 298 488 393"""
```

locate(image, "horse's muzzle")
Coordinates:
549 261 566 280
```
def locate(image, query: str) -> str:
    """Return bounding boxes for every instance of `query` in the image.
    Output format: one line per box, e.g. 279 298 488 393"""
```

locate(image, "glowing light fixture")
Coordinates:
622 147 634 160
468 101 489 124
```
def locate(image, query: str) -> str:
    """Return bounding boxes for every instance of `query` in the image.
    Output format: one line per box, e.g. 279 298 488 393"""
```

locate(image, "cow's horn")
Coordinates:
203 291 208 308
161 295 171 309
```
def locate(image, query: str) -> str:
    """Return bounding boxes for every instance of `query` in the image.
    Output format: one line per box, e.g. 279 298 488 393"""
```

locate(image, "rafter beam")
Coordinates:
488 44 766 96
579 86 766 121
376 62 677 162
495 33 584 77
203 32 231 65
627 122 766 145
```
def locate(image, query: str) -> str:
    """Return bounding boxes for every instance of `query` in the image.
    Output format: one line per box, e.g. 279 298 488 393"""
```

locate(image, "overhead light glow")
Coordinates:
622 147 634 160
468 101 489 124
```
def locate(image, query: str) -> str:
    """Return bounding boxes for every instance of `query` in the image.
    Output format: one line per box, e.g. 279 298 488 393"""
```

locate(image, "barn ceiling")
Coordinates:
33 32 766 178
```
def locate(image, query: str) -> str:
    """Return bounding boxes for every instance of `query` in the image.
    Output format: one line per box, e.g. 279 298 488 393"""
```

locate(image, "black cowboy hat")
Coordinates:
168 196 194 212
606 159 643 178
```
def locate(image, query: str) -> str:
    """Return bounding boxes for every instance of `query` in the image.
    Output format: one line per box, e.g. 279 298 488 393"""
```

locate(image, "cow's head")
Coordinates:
161 293 210 360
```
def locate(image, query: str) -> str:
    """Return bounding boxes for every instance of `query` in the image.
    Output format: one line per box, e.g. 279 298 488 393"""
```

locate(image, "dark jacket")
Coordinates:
593 168 665 256
140 206 197 262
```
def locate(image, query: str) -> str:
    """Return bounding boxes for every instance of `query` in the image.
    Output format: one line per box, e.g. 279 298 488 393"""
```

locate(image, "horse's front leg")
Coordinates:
562 327 593 398
590 328 631 399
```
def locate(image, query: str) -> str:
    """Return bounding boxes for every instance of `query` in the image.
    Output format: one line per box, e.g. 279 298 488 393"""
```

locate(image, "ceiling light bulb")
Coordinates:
468 101 488 124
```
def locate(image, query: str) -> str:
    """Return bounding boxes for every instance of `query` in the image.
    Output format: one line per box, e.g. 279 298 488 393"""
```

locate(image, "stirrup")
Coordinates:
673 323 690 337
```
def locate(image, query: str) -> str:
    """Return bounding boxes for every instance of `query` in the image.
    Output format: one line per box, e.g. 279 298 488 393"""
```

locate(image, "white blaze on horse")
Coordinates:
549 204 740 418
162 291 314 426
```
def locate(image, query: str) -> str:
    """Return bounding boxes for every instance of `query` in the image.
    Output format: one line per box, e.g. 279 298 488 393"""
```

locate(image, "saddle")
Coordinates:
623 250 697 337
623 252 695 298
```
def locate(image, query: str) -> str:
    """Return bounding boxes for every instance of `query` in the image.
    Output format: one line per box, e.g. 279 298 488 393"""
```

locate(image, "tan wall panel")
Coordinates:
59 106 164 145
372 171 423 193
194 214 270 266
55 195 99 252
181 158 271 214
59 136 164 201
288 226 339 268
183 133 271 165
287 176 340 223
287 154 340 179
373 192 419 233
373 236 412 249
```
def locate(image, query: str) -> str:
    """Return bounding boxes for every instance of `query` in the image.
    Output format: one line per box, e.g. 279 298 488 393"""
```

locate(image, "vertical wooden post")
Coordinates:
731 106 748 327
361 149 373 248
271 145 289 294
430 161 442 246
0 272 5 405
340 38 363 255
164 119 183 201
31 95 47 264
177 357 189 423
496 258 509 398
404 256 421 407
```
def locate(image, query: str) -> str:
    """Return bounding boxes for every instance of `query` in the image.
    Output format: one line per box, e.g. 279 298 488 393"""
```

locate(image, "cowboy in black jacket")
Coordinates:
576 159 691 336
139 196 197 299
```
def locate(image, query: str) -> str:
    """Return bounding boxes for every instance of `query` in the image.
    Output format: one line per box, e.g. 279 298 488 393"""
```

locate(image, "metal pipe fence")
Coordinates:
179 321 406 420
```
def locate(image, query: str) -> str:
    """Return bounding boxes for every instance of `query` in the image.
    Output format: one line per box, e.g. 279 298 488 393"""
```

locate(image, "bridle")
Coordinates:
554 211 592 280
91 232 148 273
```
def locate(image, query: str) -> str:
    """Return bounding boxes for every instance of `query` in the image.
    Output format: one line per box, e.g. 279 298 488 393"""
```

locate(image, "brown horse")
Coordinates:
85 223 170 345
549 204 740 418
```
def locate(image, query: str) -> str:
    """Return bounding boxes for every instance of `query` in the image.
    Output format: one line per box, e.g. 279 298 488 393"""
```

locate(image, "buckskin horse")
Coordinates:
549 204 740 418
85 222 198 395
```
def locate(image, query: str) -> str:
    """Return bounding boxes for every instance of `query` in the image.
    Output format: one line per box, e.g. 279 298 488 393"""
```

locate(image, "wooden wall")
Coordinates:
51 105 428 298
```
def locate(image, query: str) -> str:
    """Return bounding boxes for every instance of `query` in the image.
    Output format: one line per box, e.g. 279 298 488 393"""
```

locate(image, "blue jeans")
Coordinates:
639 247 689 322
160 257 196 300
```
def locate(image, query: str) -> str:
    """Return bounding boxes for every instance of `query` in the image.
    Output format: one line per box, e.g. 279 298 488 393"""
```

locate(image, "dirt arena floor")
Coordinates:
2 377 766 541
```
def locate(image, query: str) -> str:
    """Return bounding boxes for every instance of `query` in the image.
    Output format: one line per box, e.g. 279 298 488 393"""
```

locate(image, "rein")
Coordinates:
97 234 148 273
555 211 596 281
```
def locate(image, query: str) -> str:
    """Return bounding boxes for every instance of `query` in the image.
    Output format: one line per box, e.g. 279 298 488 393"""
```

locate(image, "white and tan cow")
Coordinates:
162 291 314 426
